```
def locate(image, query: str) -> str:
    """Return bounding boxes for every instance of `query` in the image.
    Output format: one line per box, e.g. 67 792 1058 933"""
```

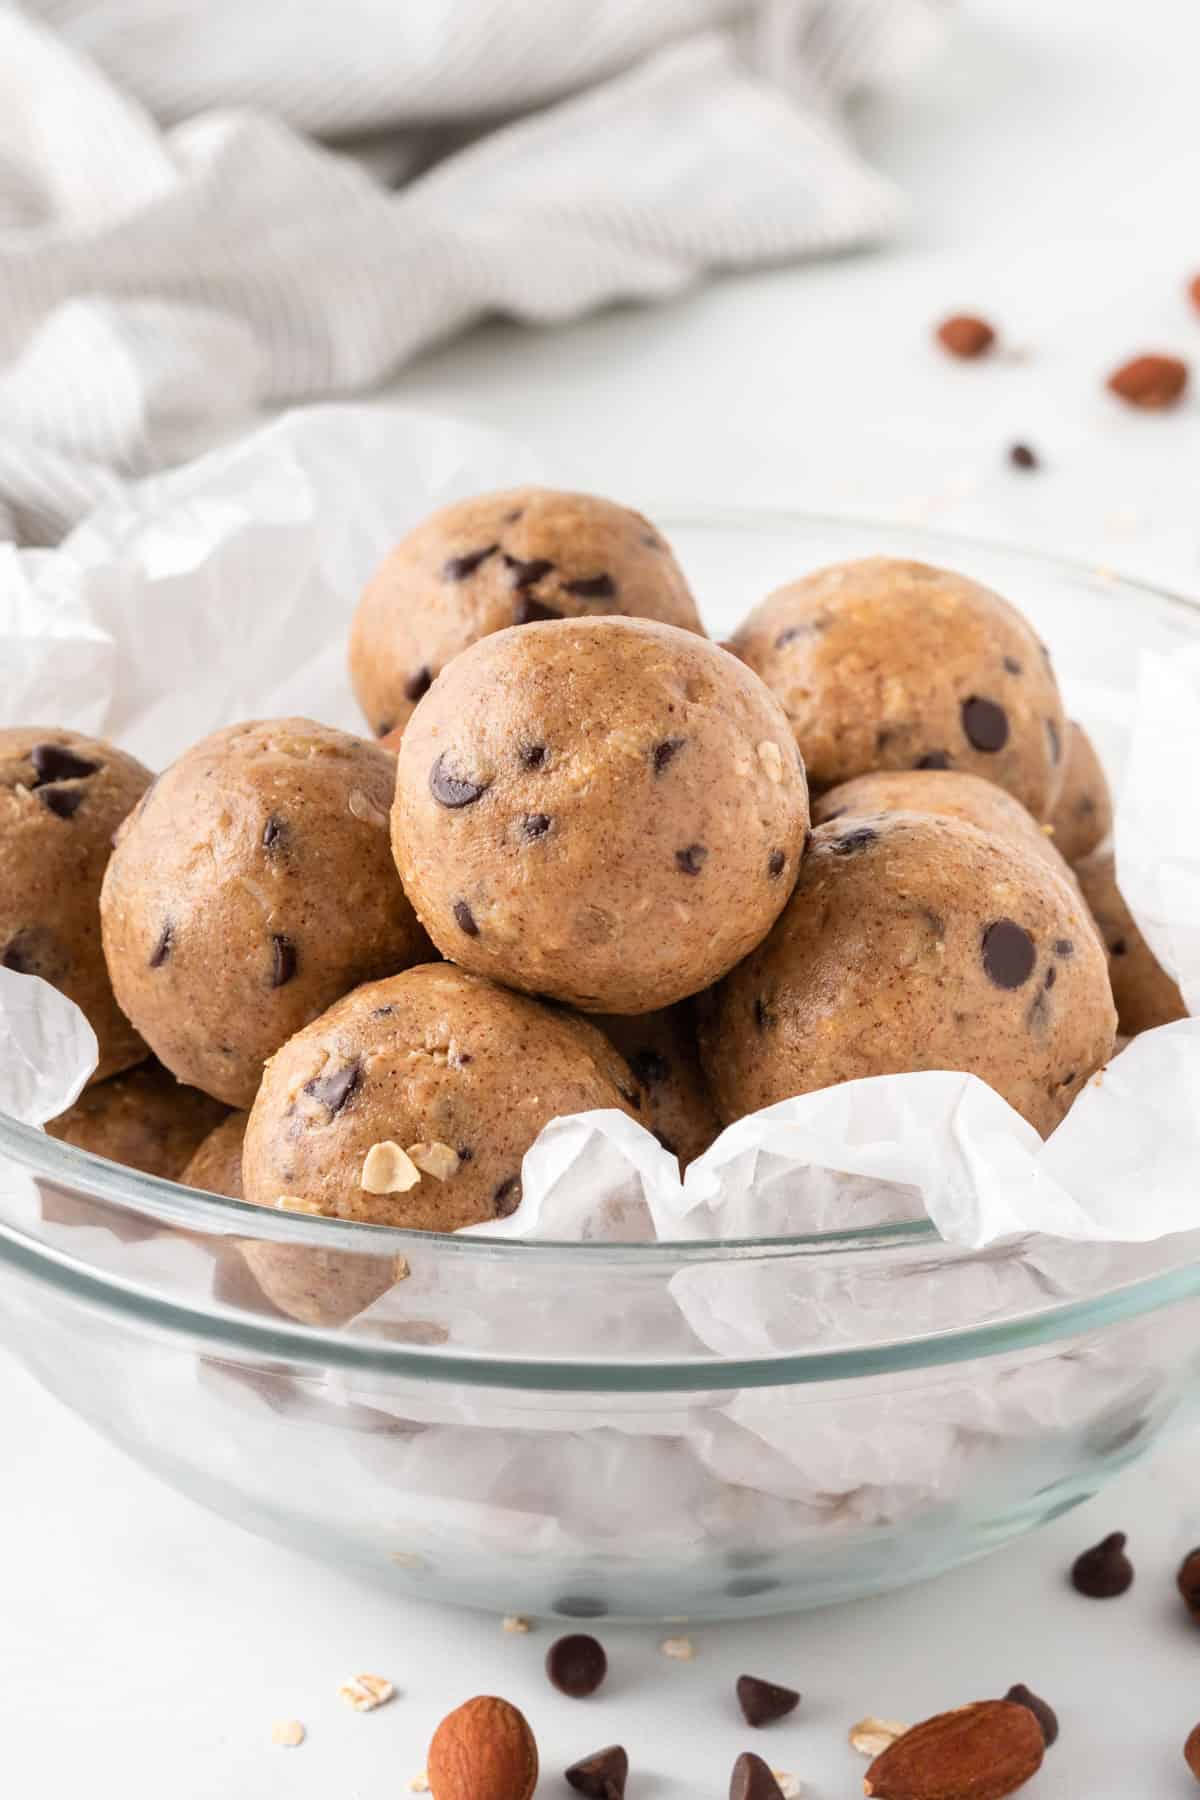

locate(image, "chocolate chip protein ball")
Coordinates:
1 728 152 1083
730 558 1067 818
242 963 642 1229
812 768 1072 880
1047 721 1113 864
1075 846 1186 1036
101 719 431 1108
699 812 1115 1137
181 1112 248 1199
350 487 705 740
594 1005 721 1167
46 1061 228 1179
392 618 810 1012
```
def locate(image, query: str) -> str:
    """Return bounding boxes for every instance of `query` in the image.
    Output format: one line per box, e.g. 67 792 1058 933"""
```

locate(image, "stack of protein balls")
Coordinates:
3 488 1183 1323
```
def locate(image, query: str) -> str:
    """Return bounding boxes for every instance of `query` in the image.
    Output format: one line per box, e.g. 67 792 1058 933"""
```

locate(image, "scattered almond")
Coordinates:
1106 353 1188 410
502 1615 531 1634
271 1719 305 1748
660 1635 696 1660
850 1719 910 1758
408 1141 461 1180
362 1141 421 1194
428 1695 538 1800
348 787 389 827
338 1672 395 1712
863 1699 1044 1799
392 1253 411 1281
409 1773 430 1793
772 1771 803 1798
936 314 996 359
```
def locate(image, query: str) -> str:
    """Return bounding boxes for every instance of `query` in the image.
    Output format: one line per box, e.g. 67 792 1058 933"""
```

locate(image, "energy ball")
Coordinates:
242 963 642 1230
350 487 705 740
699 811 1115 1138
812 768 1072 880
1076 846 1186 1036
100 719 431 1108
392 618 810 1013
181 1112 248 1199
46 1060 228 1179
1047 721 1113 864
1 728 152 1083
594 1004 721 1168
730 558 1067 818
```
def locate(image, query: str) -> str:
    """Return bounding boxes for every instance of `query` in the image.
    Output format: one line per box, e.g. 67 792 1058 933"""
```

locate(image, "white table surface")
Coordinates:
6 2 1200 1795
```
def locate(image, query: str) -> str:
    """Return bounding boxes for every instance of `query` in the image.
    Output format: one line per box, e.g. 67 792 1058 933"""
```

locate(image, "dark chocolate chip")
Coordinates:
1110 936 1128 957
1004 1684 1058 1746
149 921 174 968
442 543 498 581
736 1676 800 1729
1003 655 1024 674
304 1060 361 1116
767 849 786 878
1176 1547 1200 1622
1044 965 1057 990
565 1744 628 1800
30 742 99 785
1046 717 1062 763
404 666 433 703
753 997 774 1032
546 1633 607 1699
262 814 287 853
653 737 686 774
429 751 489 809
555 1595 609 1619
630 1048 670 1087
675 843 708 875
504 553 554 589
565 574 616 601
522 812 552 840
729 1752 786 1800
493 1174 520 1216
36 784 84 820
831 826 878 855
915 750 952 770
457 1145 474 1162
961 695 1009 752
1009 442 1039 470
1053 938 1074 957
1071 1531 1133 1598
981 918 1036 989
520 744 547 770
270 933 297 988
514 595 562 624
453 899 479 937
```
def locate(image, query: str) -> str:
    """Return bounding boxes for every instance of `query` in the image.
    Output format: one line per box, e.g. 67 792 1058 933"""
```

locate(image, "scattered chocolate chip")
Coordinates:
1054 938 1074 958
630 1048 670 1087
1004 1684 1058 1746
453 899 479 937
1044 965 1056 989
404 666 433 703
736 1675 801 1729
1003 655 1024 674
729 1751 786 1800
767 849 786 879
304 1061 361 1116
442 543 498 581
520 743 548 771
1046 718 1062 763
962 695 1009 752
429 751 489 809
522 812 552 840
753 997 774 1032
981 918 1036 989
675 843 708 875
546 1634 607 1699
262 814 287 853
565 1744 628 1800
1110 936 1128 957
36 784 84 820
565 574 616 600
1009 443 1039 470
149 921 174 968
555 1595 609 1619
504 553 554 589
270 933 297 988
457 1145 474 1161
493 1174 520 1216
915 750 952 770
30 742 99 785
831 826 878 855
936 313 996 358
1071 1530 1133 1597
1177 1547 1200 1621
515 595 562 624
653 737 686 773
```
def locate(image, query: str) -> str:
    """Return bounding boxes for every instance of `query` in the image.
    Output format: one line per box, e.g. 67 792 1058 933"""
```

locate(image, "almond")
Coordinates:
1188 274 1200 315
1106 353 1188 409
1185 1721 1200 1781
428 1695 538 1800
935 314 996 358
863 1699 1044 1800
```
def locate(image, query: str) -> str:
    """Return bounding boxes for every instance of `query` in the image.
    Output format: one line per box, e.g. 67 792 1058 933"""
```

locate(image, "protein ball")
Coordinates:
349 487 705 740
592 1003 721 1167
730 558 1067 819
46 1060 228 1179
100 719 431 1107
699 812 1115 1138
241 964 642 1229
181 1111 248 1199
392 618 810 1012
812 768 1073 881
1046 721 1113 864
1 728 153 1084
1076 845 1186 1036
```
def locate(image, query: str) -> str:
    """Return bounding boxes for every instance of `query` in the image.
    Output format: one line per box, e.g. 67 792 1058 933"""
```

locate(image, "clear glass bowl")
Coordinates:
2 511 1199 1623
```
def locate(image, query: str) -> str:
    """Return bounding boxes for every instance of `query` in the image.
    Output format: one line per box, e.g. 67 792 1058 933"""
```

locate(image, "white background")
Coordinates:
5 2 1200 1795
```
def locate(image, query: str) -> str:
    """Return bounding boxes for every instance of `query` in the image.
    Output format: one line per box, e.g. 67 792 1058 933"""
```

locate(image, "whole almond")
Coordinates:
863 1699 1044 1800
1185 1721 1200 1781
1188 274 1200 315
936 314 996 359
428 1695 538 1800
1106 353 1188 409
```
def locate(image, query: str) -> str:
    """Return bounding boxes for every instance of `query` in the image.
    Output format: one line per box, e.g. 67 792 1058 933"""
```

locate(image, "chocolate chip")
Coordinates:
1044 965 1057 990
515 595 562 624
565 1745 628 1800
981 918 1036 989
630 1048 670 1087
270 933 297 988
304 1060 361 1116
37 784 84 820
546 1633 607 1699
504 553 554 589
1003 655 1024 674
565 574 616 600
404 666 433 702
30 742 99 785
1004 1684 1058 1746
453 899 479 937
1009 442 1039 470
149 921 174 968
915 750 952 770
736 1675 801 1729
962 695 1009 752
1110 936 1128 957
831 826 878 855
1054 938 1074 957
262 814 287 853
1046 717 1062 763
675 843 708 875
1071 1531 1133 1597
457 1145 474 1161
767 849 786 878
522 812 552 840
1177 1548 1200 1622
429 751 489 808
520 744 547 770
729 1752 786 1800
1059 1069 1077 1086
493 1174 520 1216
653 737 685 773
442 543 498 580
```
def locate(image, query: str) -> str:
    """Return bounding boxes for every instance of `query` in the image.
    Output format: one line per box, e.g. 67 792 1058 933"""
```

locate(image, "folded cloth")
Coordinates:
1 0 946 544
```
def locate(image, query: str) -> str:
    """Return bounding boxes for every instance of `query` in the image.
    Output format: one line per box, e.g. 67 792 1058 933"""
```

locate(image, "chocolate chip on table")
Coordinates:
404 666 433 703
515 595 562 624
675 843 708 875
30 742 100 785
304 1060 362 1116
565 574 616 601
493 1174 520 1216
935 313 996 358
262 814 287 853
520 744 548 771
630 1048 670 1086
915 750 952 770
981 918 1036 989
546 1633 608 1699
1177 1547 1200 1621
729 1751 786 1800
149 921 174 967
1009 442 1039 470
565 1744 628 1800
736 1675 801 1729
270 933 297 988
831 826 878 856
961 695 1009 752
504 554 555 589
1186 1723 1200 1782
1003 1683 1058 1746
442 543 498 580
430 751 489 809
1071 1530 1133 1597
36 785 85 820
767 849 786 878
522 813 552 840
653 737 686 773
453 899 479 937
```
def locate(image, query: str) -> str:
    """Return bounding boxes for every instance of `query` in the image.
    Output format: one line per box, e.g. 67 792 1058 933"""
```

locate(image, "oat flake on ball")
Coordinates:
391 618 810 1013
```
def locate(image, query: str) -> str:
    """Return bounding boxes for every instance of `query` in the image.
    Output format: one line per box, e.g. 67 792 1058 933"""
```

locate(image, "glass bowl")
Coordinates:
2 510 1199 1623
